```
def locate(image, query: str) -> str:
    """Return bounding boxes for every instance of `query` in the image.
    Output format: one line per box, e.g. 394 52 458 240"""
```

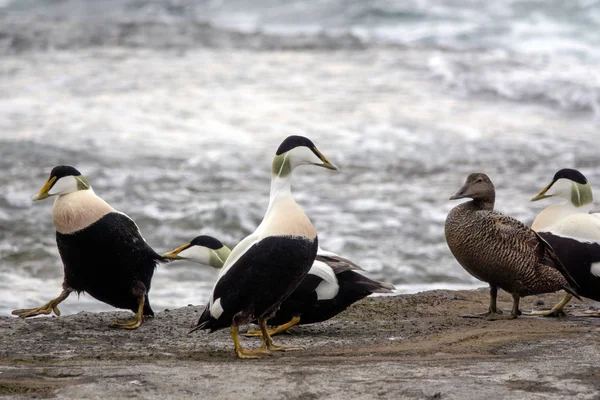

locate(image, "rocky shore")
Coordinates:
1 289 599 399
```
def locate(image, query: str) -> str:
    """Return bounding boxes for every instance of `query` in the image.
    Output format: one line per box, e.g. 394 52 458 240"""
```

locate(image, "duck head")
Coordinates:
271 135 338 178
450 173 495 205
530 168 592 207
162 235 231 269
32 165 91 201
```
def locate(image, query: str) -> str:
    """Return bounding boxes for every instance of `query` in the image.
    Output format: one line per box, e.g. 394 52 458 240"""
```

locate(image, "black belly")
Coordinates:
539 232 600 301
267 274 322 326
271 270 376 326
56 212 160 314
210 235 318 330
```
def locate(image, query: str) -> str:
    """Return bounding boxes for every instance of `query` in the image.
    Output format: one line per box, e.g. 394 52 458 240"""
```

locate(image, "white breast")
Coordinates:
257 194 316 239
532 203 585 232
52 190 114 234
209 181 317 310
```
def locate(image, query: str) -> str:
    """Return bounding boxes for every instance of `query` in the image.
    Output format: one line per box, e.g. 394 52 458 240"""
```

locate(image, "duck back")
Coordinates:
445 201 575 297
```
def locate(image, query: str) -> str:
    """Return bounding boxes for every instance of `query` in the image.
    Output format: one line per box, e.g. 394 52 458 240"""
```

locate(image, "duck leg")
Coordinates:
524 293 571 317
259 317 304 352
245 316 301 337
461 285 505 318
109 295 145 329
232 325 272 359
486 293 520 321
12 289 71 318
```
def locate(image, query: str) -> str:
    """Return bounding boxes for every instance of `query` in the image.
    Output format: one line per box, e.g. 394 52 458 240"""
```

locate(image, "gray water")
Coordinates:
1 0 599 316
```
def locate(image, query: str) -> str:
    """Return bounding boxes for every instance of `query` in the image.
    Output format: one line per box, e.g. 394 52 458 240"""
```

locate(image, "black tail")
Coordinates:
342 271 395 294
154 253 169 264
189 303 214 334
335 271 395 306
316 254 364 273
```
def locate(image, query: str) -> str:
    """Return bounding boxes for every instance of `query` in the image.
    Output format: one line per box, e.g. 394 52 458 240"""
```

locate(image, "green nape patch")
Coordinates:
271 153 292 177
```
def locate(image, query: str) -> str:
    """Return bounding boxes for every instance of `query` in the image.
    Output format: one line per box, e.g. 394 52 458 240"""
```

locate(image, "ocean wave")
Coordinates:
429 50 600 116
0 16 367 54
2 0 599 57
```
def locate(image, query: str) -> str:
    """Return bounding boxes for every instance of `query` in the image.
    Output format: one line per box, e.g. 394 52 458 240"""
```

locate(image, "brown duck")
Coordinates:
445 173 579 320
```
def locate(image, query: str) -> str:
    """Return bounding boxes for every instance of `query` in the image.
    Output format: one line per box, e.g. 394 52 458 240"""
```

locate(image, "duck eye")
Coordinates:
475 178 483 183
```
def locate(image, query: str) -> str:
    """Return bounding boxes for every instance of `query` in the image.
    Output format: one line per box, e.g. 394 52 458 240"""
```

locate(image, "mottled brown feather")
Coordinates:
446 178 579 299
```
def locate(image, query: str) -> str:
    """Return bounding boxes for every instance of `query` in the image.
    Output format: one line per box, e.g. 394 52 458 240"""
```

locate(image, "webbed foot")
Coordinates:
12 290 71 318
460 309 503 319
109 315 143 330
245 316 301 337
109 296 145 330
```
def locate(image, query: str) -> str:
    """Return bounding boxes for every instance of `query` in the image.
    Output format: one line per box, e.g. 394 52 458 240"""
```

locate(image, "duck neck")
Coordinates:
471 195 495 211
269 172 293 206
209 247 231 269
269 154 294 207
565 200 592 214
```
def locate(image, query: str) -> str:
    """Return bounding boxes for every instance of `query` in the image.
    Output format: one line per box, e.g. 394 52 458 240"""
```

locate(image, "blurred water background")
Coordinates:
1 0 599 316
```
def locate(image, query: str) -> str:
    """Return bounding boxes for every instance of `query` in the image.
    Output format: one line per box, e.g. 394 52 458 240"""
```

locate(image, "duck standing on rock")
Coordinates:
445 173 580 320
189 136 338 359
163 236 394 336
529 168 600 317
12 166 164 329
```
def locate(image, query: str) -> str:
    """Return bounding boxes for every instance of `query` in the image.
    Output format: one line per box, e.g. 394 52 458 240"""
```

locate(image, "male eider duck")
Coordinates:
445 173 580 320
12 166 164 329
529 168 600 317
188 136 338 359
163 237 394 336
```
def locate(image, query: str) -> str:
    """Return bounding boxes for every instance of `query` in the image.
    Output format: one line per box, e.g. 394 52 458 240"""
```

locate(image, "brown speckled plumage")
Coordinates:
445 173 578 310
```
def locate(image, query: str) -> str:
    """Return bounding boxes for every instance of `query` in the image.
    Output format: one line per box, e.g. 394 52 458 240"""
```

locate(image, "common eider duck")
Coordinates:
529 168 600 317
163 237 394 336
445 173 580 320
188 136 338 359
12 166 164 329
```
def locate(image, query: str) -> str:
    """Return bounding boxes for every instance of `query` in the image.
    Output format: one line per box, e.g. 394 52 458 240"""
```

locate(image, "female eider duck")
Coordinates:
163 236 394 336
445 173 580 320
187 136 338 359
529 168 600 317
12 166 164 329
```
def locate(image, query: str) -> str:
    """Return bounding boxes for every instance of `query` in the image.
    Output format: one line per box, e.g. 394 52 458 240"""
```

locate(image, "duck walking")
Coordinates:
12 166 164 329
163 237 394 336
188 136 338 359
529 168 600 317
445 173 579 320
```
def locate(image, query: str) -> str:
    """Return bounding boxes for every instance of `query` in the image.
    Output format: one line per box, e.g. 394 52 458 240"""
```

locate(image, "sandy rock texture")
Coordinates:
1 289 600 399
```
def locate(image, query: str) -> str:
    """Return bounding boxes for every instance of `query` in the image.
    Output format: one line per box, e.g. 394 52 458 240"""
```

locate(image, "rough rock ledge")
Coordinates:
1 289 599 399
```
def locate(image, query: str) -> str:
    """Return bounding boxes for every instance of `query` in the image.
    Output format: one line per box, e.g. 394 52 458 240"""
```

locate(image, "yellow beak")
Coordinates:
530 180 554 202
161 243 191 260
32 176 57 202
312 147 339 171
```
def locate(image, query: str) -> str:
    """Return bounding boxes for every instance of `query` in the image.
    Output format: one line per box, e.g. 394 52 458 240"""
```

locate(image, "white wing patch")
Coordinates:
316 247 341 258
211 298 224 319
542 214 600 244
591 263 600 278
309 260 339 300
